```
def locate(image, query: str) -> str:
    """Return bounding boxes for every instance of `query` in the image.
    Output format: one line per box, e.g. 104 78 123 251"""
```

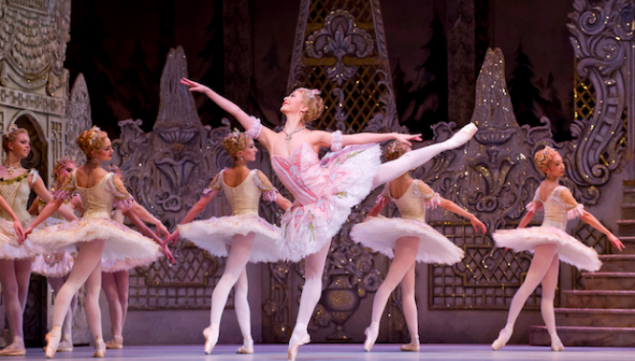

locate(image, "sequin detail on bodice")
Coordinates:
76 173 115 220
392 182 426 221
541 186 570 231
0 172 32 221
271 142 330 206
221 170 262 216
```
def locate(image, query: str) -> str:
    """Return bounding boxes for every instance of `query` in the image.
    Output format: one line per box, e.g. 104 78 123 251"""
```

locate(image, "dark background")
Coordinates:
65 0 574 141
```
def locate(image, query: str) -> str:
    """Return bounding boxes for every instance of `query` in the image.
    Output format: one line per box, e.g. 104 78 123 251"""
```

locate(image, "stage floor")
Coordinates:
15 344 635 360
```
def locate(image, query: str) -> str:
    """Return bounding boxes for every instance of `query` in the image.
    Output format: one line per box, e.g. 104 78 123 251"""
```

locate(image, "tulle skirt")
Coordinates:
178 214 282 263
493 226 601 272
28 217 162 268
31 252 75 277
0 217 41 260
278 144 381 262
350 216 465 264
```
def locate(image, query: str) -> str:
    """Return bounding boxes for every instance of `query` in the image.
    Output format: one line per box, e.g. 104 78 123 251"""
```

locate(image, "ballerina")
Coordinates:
491 146 624 351
21 126 169 358
350 141 487 352
167 129 292 355
0 125 77 357
181 78 477 361
100 165 171 350
29 157 85 353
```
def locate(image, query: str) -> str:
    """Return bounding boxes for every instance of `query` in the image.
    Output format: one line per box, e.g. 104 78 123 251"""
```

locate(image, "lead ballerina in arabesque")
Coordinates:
181 78 478 361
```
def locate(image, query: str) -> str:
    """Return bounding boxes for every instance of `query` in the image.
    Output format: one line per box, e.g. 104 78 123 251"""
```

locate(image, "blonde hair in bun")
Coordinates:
295 88 325 123
534 146 559 177
2 124 28 153
385 140 410 161
223 128 249 161
77 126 108 157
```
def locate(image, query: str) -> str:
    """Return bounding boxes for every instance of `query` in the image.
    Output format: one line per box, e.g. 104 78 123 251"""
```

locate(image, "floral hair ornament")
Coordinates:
540 146 552 162
3 124 18 138
388 140 399 153
56 155 77 166
299 88 321 99
87 126 102 146
226 128 241 143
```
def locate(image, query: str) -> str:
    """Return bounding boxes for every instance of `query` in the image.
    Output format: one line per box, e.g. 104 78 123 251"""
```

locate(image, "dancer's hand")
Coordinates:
161 241 175 264
13 219 24 242
393 133 422 146
167 230 180 246
19 225 33 245
154 221 170 238
609 234 625 252
469 215 487 234
181 78 210 94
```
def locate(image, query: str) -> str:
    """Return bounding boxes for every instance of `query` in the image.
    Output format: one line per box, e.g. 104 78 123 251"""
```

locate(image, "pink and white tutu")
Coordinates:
179 214 282 263
351 216 464 264
274 143 381 262
0 217 41 260
31 251 75 277
493 226 601 272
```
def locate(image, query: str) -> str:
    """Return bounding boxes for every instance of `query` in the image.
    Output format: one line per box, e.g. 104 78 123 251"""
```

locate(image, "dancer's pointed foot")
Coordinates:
551 334 564 352
443 123 478 150
0 336 26 356
363 322 380 352
57 336 73 352
491 323 513 351
287 332 310 361
236 336 254 354
92 338 106 358
105 335 123 349
45 327 62 359
203 324 219 355
400 335 420 352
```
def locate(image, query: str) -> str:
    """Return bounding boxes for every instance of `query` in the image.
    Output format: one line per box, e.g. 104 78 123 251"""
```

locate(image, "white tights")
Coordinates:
0 259 31 342
51 239 105 342
101 270 129 338
48 277 78 342
209 233 255 341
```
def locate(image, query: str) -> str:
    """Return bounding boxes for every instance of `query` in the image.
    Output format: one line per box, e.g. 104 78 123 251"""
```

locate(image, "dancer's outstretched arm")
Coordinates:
22 199 64 241
365 188 390 219
31 174 77 222
181 78 276 149
438 197 486 233
518 209 536 229
130 201 169 237
310 130 421 149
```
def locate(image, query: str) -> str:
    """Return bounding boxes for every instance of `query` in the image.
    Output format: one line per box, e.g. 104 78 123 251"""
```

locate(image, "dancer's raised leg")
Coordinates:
372 123 477 189
364 237 419 352
205 233 255 354
540 255 563 351
400 263 420 352
491 243 558 350
288 239 331 361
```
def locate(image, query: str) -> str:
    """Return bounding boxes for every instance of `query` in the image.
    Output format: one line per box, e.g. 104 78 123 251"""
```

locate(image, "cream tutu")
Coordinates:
351 216 464 264
179 169 283 263
0 217 41 260
493 185 601 272
273 142 381 262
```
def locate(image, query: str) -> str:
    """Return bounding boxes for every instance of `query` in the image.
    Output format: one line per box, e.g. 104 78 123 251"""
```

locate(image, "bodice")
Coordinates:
0 170 35 222
74 172 116 220
221 170 262 216
392 182 427 221
271 142 328 206
539 187 571 231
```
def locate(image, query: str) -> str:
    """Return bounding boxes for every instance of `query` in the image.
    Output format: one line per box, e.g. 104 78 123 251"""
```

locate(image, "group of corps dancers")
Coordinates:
0 78 624 360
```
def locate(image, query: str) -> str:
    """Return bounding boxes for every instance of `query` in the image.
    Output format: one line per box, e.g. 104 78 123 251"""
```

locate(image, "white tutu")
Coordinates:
0 217 41 260
28 217 162 268
179 214 282 263
277 144 381 262
493 226 601 272
350 216 464 264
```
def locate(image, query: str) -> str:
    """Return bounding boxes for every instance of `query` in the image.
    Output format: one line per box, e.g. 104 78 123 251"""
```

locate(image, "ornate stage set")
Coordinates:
0 0 634 349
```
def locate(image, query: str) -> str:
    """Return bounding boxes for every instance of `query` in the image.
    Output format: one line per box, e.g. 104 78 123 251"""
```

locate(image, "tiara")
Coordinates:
299 88 321 99
539 146 552 162
388 141 399 153
56 155 76 165
3 124 18 138
87 126 102 146
226 128 241 143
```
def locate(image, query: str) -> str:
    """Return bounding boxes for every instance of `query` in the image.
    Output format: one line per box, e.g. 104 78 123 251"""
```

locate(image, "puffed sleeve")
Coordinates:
374 184 392 209
559 187 584 220
104 174 134 210
202 172 223 198
526 188 544 213
413 180 440 209
53 170 76 201
331 130 343 152
253 170 278 202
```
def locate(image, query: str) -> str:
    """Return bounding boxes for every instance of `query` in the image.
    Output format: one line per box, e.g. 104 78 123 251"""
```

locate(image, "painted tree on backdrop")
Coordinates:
397 13 448 139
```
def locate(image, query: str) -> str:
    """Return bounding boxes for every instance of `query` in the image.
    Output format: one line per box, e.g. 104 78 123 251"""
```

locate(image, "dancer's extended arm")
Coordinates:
310 130 422 149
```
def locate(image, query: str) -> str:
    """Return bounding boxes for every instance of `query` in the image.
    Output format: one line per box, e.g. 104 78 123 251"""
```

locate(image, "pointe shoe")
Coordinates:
287 333 310 361
92 338 106 358
444 123 478 149
203 324 219 355
491 324 513 351
363 323 380 352
45 328 62 359
551 335 564 352
0 336 26 356
105 335 124 349
236 336 254 354
57 337 74 352
400 336 420 352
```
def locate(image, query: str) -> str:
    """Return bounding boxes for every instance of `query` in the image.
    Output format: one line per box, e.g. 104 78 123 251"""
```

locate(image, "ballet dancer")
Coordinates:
22 126 169 358
491 146 624 351
167 129 292 354
29 157 85 353
0 125 76 356
181 78 477 360
101 165 171 350
351 141 486 352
